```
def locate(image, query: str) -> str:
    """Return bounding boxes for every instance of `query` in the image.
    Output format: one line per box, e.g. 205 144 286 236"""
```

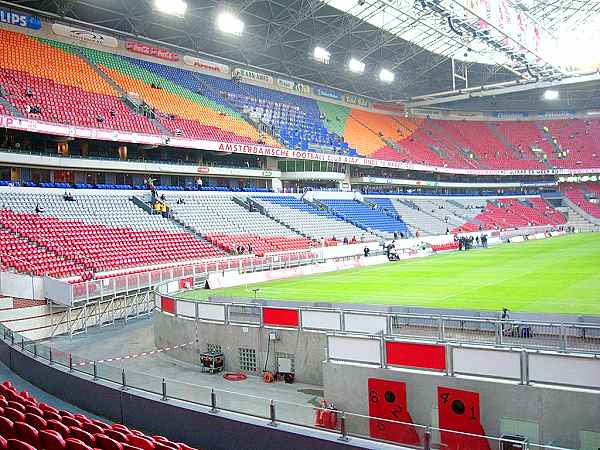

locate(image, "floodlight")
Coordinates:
543 89 559 100
348 58 365 73
379 68 395 83
154 0 187 17
313 46 331 64
217 12 245 35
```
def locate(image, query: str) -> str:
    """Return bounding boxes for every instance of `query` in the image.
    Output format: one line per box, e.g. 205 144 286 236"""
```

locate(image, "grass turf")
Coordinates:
178 233 600 314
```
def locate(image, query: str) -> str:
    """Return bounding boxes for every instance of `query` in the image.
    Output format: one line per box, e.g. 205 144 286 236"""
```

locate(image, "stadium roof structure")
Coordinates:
4 0 600 109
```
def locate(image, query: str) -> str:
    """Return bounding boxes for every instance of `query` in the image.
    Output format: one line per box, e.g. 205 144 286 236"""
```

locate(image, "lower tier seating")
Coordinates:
0 210 223 274
254 196 379 242
0 380 201 450
204 234 312 256
320 199 409 237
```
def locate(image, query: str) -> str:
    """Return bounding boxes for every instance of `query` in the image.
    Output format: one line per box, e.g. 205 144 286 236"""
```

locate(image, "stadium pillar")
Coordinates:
445 343 453 376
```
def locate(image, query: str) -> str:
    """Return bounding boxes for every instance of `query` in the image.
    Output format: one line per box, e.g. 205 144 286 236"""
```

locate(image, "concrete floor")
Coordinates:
44 318 324 428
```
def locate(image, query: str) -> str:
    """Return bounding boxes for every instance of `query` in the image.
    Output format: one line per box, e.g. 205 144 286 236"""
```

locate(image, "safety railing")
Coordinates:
157 290 600 355
0 324 575 450
66 250 322 305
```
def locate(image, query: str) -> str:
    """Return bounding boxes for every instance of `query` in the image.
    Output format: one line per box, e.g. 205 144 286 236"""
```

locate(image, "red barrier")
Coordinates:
386 341 446 371
262 308 299 327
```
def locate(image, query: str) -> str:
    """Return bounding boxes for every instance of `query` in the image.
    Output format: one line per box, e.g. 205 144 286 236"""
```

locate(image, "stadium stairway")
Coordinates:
72 47 172 136
0 87 22 117
189 73 273 142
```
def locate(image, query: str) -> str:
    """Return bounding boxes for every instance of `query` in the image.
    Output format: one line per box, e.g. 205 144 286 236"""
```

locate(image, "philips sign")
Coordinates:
0 8 41 30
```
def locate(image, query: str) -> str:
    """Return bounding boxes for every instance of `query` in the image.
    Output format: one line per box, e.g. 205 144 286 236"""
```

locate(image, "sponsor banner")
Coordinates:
493 111 529 120
1 114 599 176
233 68 273 85
0 8 41 30
314 86 342 101
372 102 405 113
126 40 179 61
343 94 369 108
540 110 576 119
52 23 118 48
276 78 310 95
358 176 556 189
183 55 229 75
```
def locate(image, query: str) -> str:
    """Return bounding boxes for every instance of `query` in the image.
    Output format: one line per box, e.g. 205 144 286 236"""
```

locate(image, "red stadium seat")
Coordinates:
46 420 70 439
65 438 92 450
68 428 95 447
13 423 38 447
0 417 14 439
126 436 154 450
4 410 24 424
42 411 62 422
81 423 104 436
7 439 36 450
94 434 123 450
39 430 66 450
104 430 128 443
61 417 81 429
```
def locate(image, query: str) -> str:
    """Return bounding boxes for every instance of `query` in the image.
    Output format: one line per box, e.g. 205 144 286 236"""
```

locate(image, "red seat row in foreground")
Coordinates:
0 381 201 450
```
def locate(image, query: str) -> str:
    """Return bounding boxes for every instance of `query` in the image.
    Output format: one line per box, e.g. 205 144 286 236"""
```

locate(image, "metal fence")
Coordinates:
0 323 575 450
159 291 600 355
62 251 322 305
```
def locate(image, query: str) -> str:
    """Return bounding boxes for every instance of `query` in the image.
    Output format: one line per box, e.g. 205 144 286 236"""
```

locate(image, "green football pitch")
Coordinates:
178 233 600 314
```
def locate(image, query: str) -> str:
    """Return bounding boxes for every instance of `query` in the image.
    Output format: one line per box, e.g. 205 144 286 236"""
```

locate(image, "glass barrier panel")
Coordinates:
72 355 95 376
123 369 164 396
164 379 212 407
96 362 124 385
211 388 270 419
272 399 318 428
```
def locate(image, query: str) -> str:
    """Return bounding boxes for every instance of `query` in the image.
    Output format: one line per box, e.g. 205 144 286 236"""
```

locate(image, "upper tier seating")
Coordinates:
545 119 600 169
34 37 276 146
0 30 159 134
0 29 598 170
492 122 553 162
317 101 350 138
192 74 350 154
254 196 378 242
320 199 409 237
0 380 202 450
433 121 546 170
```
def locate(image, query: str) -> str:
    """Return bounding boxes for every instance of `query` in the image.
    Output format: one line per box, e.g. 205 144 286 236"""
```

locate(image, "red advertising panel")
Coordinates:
386 341 446 371
161 296 175 314
126 40 179 61
178 277 193 289
368 379 420 445
438 387 491 450
262 307 299 327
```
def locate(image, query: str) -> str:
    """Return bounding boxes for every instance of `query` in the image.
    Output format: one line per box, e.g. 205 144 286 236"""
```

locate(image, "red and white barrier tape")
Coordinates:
75 340 196 366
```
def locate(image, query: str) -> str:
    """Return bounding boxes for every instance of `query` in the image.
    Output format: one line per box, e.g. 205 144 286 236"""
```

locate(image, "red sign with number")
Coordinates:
368 378 420 445
438 386 491 450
